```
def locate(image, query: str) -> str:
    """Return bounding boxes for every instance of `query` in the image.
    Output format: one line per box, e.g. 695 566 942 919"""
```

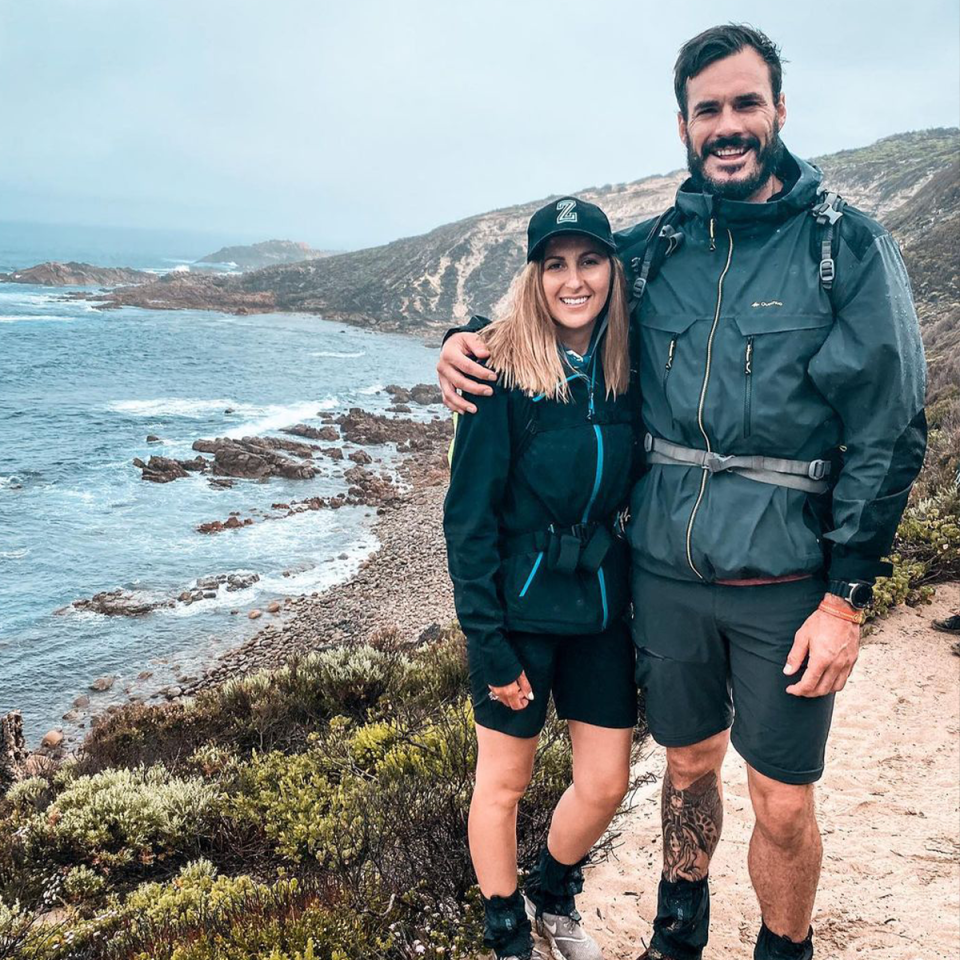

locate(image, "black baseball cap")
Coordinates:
526 196 616 262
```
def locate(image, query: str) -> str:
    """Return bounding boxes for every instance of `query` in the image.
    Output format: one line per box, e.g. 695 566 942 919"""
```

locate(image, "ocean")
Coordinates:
0 221 441 747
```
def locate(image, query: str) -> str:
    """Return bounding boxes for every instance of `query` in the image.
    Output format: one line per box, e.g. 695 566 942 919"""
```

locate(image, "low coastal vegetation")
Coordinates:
0 627 644 959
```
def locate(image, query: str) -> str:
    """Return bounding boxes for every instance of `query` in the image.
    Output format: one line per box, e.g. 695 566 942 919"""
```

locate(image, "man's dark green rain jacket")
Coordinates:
615 148 926 585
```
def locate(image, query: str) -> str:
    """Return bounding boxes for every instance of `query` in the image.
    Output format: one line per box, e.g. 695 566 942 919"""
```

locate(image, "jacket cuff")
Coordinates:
827 548 893 585
484 650 523 689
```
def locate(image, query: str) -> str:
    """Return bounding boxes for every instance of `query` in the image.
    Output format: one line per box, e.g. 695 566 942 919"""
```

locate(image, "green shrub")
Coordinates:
871 486 960 620
21 765 222 872
3 778 50 816
61 865 106 905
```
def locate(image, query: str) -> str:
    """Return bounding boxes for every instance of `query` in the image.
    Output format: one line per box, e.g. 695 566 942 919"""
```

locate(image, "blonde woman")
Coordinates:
444 197 639 960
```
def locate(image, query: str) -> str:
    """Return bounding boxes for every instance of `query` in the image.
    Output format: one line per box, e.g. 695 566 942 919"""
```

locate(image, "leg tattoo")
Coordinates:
661 769 723 882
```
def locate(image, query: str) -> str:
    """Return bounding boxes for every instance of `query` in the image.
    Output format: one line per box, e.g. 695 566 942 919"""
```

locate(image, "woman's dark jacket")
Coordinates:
443 321 638 688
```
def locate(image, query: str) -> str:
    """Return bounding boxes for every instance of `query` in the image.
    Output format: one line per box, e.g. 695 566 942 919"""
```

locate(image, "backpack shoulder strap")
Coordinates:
627 206 682 313
811 190 847 293
511 389 541 462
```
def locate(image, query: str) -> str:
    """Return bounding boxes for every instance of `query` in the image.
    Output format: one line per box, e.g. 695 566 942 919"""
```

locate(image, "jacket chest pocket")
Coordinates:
638 312 705 427
731 313 834 441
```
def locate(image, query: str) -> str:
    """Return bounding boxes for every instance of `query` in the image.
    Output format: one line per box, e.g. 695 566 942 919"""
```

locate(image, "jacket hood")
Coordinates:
674 148 823 226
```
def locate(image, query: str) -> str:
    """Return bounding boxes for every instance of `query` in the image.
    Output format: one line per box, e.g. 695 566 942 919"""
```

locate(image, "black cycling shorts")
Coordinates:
632 569 835 785
470 620 638 739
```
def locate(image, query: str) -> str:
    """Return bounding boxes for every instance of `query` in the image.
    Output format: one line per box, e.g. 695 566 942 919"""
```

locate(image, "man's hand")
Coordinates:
489 671 535 711
437 332 496 413
783 596 861 697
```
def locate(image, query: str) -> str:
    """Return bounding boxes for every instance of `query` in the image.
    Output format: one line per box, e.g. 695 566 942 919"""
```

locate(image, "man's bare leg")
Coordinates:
661 729 729 880
644 731 729 958
746 766 821 942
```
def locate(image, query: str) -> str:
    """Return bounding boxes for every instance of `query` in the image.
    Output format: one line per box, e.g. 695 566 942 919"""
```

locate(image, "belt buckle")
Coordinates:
704 452 733 474
808 459 829 481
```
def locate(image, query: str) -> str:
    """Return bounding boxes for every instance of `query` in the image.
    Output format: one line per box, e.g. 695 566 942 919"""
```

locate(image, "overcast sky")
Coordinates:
1 0 957 250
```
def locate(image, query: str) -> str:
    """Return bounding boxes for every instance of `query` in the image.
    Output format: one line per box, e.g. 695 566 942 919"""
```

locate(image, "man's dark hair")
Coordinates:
674 24 784 117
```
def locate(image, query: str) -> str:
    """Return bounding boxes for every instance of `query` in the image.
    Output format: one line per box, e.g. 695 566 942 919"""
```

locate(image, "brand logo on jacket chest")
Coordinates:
751 300 784 308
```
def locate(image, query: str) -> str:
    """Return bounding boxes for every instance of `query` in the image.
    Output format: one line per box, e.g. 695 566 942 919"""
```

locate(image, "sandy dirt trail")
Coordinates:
575 585 960 959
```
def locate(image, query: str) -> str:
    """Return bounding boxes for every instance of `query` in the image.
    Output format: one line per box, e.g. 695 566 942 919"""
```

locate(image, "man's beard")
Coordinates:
686 122 784 201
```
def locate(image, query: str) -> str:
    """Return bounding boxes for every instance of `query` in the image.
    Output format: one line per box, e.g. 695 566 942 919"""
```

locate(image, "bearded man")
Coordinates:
438 24 926 960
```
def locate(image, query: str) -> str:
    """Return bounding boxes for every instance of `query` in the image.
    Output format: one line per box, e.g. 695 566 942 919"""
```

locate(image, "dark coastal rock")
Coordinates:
71 590 172 617
208 477 235 489
192 436 318 480
133 456 190 483
0 261 155 287
146 434 162 443
90 676 117 692
343 465 397 506
336 408 452 447
320 446 344 461
197 516 255 534
410 383 443 406
281 423 339 442
348 449 373 465
385 384 412 403
178 571 260 598
0 712 29 791
387 404 412 414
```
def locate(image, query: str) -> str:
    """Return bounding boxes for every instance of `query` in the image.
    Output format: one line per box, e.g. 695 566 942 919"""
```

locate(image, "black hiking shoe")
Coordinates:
933 614 960 635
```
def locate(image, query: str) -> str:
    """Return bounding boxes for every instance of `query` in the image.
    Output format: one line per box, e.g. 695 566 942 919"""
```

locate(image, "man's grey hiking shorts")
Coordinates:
632 570 835 785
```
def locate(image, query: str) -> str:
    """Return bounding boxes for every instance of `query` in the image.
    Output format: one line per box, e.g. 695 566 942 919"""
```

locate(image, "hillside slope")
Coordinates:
231 127 958 330
91 128 959 334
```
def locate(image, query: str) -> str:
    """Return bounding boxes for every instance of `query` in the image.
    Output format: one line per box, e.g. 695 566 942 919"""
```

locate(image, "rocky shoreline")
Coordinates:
1 389 457 777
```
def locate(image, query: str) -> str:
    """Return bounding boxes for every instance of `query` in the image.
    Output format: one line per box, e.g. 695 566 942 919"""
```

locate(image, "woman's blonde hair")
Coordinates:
480 254 630 400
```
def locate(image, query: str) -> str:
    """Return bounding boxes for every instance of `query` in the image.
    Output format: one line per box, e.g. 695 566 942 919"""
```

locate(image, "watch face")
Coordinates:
850 582 873 609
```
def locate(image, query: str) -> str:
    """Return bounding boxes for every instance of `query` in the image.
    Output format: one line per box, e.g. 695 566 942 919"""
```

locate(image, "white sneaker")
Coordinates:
524 894 604 960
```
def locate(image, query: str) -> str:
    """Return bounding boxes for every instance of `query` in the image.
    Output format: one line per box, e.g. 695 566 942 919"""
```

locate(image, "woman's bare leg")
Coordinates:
546 720 633 864
470 724 539 896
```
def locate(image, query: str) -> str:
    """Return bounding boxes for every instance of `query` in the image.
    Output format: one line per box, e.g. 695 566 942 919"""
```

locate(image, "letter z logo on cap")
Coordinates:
556 199 578 224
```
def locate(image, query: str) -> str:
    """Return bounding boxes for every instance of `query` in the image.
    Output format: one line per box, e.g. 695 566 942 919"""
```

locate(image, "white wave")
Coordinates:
224 398 339 438
0 314 75 323
358 383 384 395
109 397 250 418
0 548 29 560
310 350 365 359
166 569 262 617
258 540 378 596
0 292 54 305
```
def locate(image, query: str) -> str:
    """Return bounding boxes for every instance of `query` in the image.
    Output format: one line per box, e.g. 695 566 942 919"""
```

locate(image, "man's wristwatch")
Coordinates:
827 579 874 610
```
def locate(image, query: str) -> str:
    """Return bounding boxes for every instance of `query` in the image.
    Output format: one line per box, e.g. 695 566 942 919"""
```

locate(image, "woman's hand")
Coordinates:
437 332 497 413
488 671 535 711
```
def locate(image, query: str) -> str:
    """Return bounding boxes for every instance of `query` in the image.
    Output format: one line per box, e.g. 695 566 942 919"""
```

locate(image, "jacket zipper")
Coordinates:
663 337 676 389
684 228 734 580
743 337 754 438
583 407 607 629
519 551 543 597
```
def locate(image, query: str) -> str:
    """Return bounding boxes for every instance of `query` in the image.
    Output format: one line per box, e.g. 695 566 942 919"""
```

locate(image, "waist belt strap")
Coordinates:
504 522 615 574
645 434 831 494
